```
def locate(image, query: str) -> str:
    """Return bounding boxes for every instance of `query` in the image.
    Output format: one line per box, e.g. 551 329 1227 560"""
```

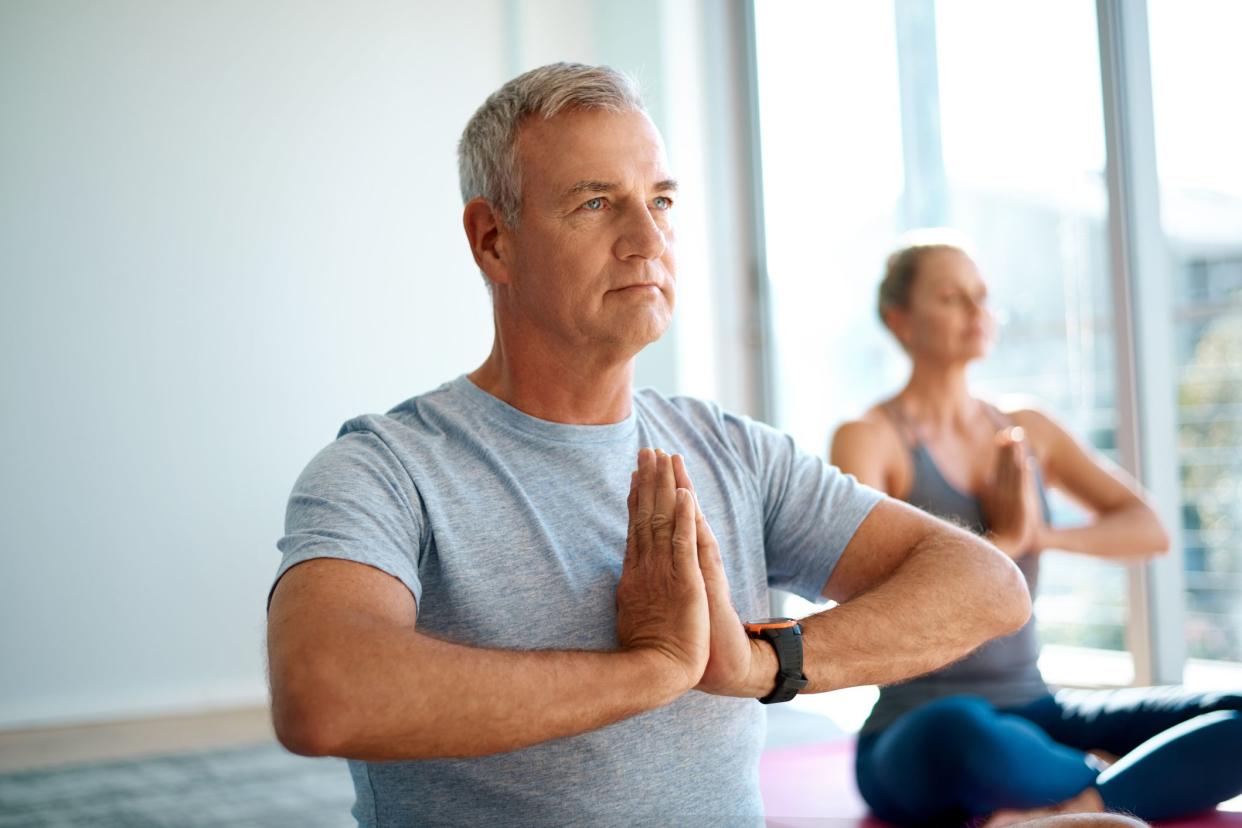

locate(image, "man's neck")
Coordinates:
468 337 636 426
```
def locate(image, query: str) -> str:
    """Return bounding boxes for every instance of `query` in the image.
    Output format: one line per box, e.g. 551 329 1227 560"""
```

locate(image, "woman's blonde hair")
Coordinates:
877 228 977 327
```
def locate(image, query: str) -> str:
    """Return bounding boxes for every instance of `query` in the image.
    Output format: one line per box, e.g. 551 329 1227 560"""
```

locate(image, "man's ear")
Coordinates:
462 198 512 287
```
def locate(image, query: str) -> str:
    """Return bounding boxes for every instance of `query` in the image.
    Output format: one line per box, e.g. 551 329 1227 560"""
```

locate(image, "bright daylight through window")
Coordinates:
752 0 1240 681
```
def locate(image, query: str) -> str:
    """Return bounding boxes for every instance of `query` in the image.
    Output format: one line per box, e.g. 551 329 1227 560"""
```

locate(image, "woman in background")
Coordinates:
831 233 1242 826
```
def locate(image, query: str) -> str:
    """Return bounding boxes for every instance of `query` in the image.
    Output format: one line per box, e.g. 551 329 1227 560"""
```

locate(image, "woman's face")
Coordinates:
890 248 996 363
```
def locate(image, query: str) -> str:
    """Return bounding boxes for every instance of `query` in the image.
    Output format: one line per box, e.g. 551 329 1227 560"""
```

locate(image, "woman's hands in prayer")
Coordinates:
980 427 1047 560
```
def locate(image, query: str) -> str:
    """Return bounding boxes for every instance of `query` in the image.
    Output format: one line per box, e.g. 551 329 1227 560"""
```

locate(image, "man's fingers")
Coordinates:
672 453 696 496
671 487 697 573
634 448 655 554
695 507 729 595
651 451 677 548
624 470 640 564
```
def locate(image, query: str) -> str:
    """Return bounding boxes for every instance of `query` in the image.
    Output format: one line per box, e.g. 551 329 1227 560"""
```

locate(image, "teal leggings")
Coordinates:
854 687 1242 825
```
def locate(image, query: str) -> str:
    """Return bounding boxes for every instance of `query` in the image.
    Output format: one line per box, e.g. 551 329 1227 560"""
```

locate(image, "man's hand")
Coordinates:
615 449 710 693
980 427 1045 559
670 453 778 699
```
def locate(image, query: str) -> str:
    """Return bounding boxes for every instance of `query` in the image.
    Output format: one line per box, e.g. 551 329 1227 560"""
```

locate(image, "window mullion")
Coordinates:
1096 0 1187 685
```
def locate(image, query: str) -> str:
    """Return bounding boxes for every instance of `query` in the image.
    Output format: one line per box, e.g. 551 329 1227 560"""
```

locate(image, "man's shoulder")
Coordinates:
636 387 720 417
634 388 747 436
634 390 787 461
316 377 470 463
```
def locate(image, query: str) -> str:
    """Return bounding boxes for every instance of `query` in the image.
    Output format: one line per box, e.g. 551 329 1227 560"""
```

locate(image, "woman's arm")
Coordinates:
1015 408 1170 560
830 417 900 493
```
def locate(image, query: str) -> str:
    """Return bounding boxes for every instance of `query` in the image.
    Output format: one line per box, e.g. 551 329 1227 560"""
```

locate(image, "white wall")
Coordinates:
0 0 744 728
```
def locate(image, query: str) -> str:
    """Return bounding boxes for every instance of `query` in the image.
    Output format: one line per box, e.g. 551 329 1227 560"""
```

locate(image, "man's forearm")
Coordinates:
798 528 1030 692
272 619 686 761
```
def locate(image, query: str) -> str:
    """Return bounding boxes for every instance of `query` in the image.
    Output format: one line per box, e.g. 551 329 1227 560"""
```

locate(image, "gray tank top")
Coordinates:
859 402 1052 734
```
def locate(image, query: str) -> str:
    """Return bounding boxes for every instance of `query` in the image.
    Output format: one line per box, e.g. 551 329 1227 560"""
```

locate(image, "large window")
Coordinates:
752 0 1241 676
1149 0 1242 664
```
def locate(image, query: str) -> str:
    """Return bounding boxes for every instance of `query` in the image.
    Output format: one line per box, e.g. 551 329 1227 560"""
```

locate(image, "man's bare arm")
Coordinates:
800 497 1031 692
267 561 676 760
268 449 706 762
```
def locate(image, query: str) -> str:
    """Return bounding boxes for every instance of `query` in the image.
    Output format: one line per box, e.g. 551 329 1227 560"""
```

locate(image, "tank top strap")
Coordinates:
879 400 918 448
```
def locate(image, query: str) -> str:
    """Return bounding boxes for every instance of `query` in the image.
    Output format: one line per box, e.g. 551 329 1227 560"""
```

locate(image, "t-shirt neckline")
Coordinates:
448 374 638 444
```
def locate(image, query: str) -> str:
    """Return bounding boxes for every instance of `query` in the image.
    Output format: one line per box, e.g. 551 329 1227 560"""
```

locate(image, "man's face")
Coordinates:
501 107 677 357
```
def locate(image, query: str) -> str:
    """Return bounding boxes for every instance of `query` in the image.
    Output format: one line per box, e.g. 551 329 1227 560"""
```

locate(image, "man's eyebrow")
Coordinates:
567 180 618 196
564 178 680 197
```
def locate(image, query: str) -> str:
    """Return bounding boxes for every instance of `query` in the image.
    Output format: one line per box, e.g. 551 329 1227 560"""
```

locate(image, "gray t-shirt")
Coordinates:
272 375 883 827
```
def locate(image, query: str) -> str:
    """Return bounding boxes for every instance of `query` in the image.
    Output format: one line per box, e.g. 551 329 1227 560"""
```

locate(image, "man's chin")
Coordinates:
600 310 672 357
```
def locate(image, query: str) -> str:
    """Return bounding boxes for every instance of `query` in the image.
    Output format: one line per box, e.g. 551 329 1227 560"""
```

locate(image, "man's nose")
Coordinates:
615 203 668 261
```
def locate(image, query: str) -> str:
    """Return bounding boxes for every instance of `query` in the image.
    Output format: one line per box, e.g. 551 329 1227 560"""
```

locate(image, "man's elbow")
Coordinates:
269 661 352 758
272 695 332 757
993 555 1033 636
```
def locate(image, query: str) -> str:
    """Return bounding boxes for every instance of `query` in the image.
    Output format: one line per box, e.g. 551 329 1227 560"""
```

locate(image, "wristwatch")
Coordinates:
743 617 808 704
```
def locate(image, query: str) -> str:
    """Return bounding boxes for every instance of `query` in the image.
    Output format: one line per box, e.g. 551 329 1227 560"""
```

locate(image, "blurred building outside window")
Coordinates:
751 0 1240 694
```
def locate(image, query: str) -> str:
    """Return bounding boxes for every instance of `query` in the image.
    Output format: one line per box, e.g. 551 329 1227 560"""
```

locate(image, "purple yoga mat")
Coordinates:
758 738 1242 827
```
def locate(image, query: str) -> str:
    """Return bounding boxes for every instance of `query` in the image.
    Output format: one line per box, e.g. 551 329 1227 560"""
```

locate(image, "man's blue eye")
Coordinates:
584 197 605 210
653 196 673 210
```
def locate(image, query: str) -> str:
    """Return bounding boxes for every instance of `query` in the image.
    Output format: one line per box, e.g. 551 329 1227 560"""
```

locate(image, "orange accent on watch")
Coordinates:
743 618 800 634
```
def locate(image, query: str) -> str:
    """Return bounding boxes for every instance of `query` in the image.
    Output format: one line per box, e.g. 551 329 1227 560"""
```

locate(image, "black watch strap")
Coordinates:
744 618 809 704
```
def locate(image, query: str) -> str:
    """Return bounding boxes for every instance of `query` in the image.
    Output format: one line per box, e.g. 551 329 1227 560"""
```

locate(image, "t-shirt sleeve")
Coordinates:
723 411 885 603
269 429 425 613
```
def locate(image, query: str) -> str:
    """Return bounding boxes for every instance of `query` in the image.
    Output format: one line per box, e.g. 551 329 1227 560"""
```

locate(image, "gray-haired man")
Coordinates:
265 63 1032 827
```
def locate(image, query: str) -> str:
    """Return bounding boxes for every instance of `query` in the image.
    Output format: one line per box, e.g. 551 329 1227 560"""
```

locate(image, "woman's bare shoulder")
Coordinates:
831 403 908 464
831 403 909 494
993 395 1062 436
834 404 900 442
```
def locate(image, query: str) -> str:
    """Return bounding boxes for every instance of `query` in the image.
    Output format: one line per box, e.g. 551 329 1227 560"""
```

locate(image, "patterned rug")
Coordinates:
0 741 355 827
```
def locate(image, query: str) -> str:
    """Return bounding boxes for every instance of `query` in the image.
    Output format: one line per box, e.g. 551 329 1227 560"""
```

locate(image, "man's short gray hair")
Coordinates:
457 62 646 229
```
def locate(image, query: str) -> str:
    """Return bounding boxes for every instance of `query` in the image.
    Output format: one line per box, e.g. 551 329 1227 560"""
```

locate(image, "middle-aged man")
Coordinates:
266 63 1041 827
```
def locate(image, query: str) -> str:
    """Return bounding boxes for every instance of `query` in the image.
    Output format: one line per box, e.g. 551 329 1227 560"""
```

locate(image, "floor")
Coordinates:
0 707 277 774
2 688 1239 826
0 697 854 826
0 741 354 827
